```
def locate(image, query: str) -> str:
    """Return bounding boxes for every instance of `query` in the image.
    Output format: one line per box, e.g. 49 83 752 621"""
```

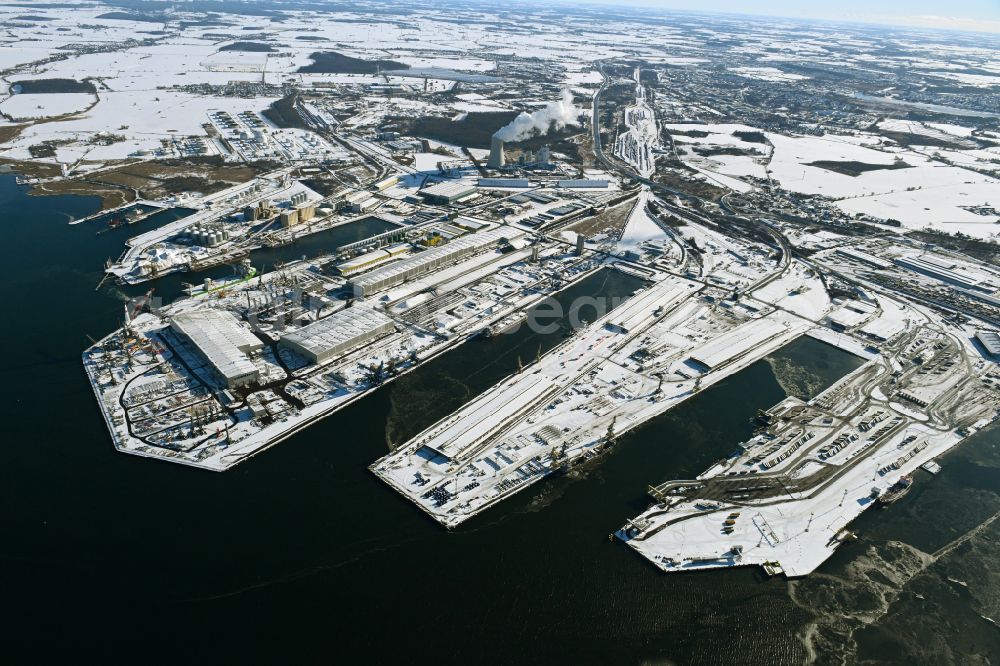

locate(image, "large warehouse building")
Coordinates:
976 330 1000 357
418 181 477 205
170 310 263 389
349 228 509 297
893 255 989 291
688 318 787 370
279 307 396 364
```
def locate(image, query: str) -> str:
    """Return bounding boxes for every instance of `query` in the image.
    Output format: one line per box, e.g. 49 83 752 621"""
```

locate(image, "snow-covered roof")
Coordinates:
280 307 394 360
350 228 508 294
170 310 262 383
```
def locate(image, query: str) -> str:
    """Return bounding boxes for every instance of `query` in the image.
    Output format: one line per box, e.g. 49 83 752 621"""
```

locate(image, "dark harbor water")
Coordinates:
4 174 997 664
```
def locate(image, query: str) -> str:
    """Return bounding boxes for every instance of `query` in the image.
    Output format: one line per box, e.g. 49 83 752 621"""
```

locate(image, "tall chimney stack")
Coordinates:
487 136 505 169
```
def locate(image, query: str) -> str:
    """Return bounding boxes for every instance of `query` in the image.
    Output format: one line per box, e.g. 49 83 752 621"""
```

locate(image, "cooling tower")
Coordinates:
487 136 505 169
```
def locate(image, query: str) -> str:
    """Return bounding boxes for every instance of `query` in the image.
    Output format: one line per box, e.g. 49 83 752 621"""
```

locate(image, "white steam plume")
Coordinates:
493 89 583 142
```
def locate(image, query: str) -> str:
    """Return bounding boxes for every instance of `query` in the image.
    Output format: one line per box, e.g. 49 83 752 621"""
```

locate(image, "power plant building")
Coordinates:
349 228 508 296
170 310 263 389
279 307 395 364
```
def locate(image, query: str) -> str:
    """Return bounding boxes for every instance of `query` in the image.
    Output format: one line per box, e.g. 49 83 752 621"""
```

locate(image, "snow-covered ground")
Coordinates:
622 294 1000 577
1 90 279 163
665 123 771 191
616 188 668 251
0 92 95 120
764 132 1000 238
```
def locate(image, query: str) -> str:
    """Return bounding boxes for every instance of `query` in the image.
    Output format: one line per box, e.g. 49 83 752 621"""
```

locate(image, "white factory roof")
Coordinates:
893 255 986 290
835 247 893 269
171 310 262 381
454 215 490 231
420 181 477 199
859 316 906 342
976 330 1000 356
420 373 556 459
280 307 394 357
690 318 788 369
557 179 609 188
827 301 875 328
608 282 691 333
478 178 531 188
350 228 509 291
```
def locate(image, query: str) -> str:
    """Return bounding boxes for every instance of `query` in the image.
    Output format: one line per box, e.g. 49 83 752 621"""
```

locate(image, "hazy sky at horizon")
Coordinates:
556 0 1000 33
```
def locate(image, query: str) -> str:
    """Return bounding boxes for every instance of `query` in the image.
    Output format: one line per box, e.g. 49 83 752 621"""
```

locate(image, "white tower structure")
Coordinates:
487 136 506 169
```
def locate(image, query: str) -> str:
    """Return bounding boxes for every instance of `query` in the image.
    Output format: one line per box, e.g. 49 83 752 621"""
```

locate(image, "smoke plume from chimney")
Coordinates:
492 89 583 143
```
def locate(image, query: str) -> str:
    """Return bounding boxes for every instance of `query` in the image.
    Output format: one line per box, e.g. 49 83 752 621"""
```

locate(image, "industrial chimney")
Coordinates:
487 136 505 169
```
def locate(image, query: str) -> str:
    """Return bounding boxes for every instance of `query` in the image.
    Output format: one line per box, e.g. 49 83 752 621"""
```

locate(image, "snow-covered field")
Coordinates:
765 132 1000 238
617 188 668 251
0 92 95 120
665 123 771 191
1 91 278 163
